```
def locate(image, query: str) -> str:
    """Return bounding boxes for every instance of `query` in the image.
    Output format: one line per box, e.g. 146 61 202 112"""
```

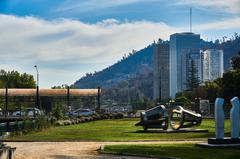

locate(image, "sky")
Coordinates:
0 0 240 88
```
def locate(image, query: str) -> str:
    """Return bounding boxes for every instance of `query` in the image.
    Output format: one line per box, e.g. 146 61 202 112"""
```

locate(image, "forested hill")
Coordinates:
73 33 240 91
73 44 154 88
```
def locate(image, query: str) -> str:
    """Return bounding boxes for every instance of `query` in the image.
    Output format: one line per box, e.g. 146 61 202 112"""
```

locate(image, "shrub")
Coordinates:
52 105 63 120
35 116 49 130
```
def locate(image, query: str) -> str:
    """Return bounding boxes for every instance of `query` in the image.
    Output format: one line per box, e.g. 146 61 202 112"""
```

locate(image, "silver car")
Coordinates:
70 109 95 116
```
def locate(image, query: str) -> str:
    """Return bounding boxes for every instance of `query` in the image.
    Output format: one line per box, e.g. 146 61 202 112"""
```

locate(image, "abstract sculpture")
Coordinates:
135 105 168 131
136 105 202 131
208 96 240 145
230 97 240 139
215 98 225 139
169 106 202 130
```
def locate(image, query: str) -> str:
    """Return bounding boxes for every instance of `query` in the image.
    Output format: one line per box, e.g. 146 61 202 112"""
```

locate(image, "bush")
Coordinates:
54 112 124 127
52 105 63 120
35 116 50 130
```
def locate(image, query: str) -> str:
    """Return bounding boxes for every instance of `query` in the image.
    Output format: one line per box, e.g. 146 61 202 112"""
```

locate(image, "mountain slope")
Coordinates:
73 34 240 95
73 44 154 88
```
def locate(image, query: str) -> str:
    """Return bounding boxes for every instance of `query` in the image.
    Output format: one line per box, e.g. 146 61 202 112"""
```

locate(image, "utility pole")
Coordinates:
34 65 39 110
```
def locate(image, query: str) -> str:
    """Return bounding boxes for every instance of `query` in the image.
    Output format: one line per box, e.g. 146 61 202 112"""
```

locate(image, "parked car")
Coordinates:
12 111 25 116
12 108 42 117
0 108 3 116
69 109 95 116
26 108 42 116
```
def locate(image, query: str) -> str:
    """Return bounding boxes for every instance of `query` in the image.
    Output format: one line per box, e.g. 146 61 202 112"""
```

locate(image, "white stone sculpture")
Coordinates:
230 97 240 139
215 98 225 139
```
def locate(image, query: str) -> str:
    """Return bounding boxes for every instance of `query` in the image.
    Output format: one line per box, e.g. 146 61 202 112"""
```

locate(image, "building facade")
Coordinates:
186 49 202 83
169 32 200 98
153 40 170 100
202 49 224 82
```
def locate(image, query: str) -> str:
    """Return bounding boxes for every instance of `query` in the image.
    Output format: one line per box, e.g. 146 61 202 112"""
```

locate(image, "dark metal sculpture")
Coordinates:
169 106 202 130
135 105 168 131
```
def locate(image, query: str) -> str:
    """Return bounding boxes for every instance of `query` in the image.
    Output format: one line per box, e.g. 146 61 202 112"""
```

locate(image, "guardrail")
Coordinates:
0 120 36 137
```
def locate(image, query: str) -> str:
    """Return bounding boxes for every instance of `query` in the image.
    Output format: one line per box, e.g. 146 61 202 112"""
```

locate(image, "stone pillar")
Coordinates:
230 97 240 139
215 98 225 139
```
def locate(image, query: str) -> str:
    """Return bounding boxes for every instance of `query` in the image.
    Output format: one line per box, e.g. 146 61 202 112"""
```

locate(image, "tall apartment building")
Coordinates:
202 49 224 82
169 32 200 98
186 49 202 83
153 40 170 100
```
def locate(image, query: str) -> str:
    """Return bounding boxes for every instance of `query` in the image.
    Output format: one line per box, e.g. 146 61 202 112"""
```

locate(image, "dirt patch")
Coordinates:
6 141 201 159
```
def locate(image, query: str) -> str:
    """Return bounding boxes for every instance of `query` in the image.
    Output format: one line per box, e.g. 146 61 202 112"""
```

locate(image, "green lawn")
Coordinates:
102 143 240 159
8 118 230 141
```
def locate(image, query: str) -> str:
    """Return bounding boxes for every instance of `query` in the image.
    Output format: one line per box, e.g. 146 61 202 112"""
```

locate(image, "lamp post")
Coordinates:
34 65 39 109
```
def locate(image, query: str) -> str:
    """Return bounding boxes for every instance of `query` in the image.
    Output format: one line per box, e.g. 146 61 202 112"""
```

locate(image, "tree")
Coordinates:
52 84 69 89
222 70 240 100
0 69 35 88
186 60 200 91
52 104 63 120
231 51 240 70
175 96 191 106
205 81 222 102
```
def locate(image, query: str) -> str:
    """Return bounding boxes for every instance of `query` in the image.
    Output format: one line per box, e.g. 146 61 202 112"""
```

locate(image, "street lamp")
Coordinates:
34 65 39 109
34 65 39 87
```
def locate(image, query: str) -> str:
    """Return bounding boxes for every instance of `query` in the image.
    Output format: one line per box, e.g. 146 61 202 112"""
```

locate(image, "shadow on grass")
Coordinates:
130 129 209 134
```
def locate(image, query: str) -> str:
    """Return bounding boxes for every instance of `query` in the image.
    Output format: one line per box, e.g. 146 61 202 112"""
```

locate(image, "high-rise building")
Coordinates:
169 32 200 98
202 49 224 82
153 40 170 100
186 49 202 83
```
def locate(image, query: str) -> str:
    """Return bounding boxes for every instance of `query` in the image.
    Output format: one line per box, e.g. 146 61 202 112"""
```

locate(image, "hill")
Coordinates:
73 33 240 101
73 44 154 89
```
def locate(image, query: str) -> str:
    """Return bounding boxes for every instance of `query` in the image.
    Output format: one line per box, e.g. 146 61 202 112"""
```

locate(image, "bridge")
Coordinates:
0 87 101 122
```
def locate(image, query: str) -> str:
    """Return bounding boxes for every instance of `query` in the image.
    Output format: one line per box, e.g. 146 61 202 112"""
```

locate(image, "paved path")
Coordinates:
6 141 201 159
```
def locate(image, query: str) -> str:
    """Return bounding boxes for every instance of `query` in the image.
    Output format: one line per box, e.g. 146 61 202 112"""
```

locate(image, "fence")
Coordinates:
0 88 101 115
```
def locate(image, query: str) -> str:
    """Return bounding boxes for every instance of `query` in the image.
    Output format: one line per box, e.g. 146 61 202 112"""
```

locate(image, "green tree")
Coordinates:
231 51 240 70
175 95 191 105
186 60 200 91
0 69 35 88
205 81 222 102
222 70 240 100
52 105 63 120
52 84 69 89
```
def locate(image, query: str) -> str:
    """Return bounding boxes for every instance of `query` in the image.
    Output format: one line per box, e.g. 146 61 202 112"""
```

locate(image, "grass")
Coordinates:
102 143 240 159
7 118 230 141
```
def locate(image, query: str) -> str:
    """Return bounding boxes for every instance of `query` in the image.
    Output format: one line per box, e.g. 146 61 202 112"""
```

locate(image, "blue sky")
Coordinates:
0 0 240 88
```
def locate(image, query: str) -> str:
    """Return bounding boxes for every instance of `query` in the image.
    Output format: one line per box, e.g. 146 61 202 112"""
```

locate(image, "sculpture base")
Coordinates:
196 137 240 148
208 137 240 144
197 142 240 148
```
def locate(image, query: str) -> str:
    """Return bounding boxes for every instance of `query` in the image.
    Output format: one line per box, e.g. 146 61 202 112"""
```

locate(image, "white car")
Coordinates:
12 111 25 116
70 109 95 116
26 108 42 116
12 108 42 117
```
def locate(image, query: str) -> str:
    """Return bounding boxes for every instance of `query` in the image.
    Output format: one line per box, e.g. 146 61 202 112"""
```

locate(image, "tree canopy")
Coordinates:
231 51 240 70
0 69 36 88
186 60 200 91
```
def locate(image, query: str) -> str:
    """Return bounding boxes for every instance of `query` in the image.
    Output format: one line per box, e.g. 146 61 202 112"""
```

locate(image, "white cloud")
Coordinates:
56 0 158 12
0 14 178 87
0 14 239 88
194 17 240 31
176 0 240 14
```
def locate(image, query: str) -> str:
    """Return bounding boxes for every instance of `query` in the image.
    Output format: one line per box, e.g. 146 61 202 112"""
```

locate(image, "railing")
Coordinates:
0 120 36 137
